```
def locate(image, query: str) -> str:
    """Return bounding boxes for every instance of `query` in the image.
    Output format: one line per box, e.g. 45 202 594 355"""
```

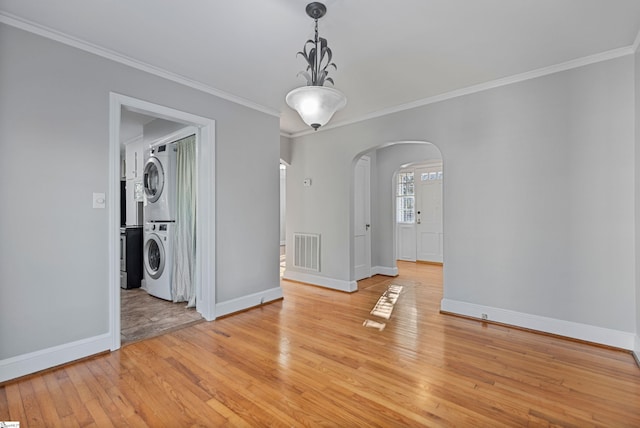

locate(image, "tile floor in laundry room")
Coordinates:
120 288 203 344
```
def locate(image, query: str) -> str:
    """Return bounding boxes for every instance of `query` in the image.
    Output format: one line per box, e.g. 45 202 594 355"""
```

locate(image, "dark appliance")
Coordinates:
120 226 143 289
120 180 126 226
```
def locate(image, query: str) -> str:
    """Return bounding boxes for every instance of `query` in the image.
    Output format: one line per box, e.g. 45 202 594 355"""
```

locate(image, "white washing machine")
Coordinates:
143 143 177 222
142 221 174 300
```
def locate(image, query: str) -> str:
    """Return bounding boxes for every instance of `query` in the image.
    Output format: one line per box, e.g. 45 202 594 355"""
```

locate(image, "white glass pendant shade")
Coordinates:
286 86 347 130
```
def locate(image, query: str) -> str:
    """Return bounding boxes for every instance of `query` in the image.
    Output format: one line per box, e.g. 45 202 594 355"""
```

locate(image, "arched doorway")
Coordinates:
350 141 443 282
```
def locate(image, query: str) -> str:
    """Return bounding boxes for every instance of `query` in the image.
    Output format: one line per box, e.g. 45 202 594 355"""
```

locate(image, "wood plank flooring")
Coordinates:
2 261 639 426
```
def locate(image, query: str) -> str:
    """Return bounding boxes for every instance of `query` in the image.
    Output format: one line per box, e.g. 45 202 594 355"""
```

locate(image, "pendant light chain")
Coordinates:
314 18 319 86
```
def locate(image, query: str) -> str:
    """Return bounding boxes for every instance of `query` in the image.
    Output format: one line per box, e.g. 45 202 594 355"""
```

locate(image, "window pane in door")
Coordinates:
396 171 415 223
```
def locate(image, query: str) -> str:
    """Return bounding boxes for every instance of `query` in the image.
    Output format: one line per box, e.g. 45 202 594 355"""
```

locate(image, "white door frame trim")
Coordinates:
109 93 216 351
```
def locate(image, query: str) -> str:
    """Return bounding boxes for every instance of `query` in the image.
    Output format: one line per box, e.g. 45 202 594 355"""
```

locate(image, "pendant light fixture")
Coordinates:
286 2 347 131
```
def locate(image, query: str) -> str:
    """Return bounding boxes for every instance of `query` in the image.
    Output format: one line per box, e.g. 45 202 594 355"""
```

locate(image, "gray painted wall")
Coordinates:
280 136 292 245
143 118 186 146
287 55 636 333
0 24 281 360
142 118 186 171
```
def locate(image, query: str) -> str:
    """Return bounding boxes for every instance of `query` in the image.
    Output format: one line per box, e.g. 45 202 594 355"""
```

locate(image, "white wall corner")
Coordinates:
214 286 284 318
440 298 636 351
371 266 399 277
633 335 640 367
283 270 358 292
0 334 112 383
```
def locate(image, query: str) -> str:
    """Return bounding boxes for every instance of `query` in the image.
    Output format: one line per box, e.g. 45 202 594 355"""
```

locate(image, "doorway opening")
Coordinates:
350 141 443 286
109 93 216 351
120 120 202 343
395 161 443 264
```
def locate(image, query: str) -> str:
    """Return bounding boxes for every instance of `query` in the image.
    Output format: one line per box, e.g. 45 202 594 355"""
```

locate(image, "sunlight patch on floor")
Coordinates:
363 284 403 331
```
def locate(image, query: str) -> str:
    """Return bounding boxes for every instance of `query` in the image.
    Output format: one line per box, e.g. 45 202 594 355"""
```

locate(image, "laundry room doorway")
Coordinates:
120 126 202 343
109 93 216 351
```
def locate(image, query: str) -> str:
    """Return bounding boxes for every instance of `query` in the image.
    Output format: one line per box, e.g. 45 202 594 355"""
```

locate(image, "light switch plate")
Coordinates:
93 192 106 209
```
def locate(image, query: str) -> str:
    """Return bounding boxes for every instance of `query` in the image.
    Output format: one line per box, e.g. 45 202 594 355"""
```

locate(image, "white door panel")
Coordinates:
397 223 416 261
415 164 443 263
354 156 371 280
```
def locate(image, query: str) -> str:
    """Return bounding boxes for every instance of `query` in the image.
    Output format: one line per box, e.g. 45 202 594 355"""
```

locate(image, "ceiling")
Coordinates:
2 0 640 136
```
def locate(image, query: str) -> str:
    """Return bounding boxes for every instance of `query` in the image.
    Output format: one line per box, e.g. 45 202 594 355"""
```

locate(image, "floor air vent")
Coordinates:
293 233 320 272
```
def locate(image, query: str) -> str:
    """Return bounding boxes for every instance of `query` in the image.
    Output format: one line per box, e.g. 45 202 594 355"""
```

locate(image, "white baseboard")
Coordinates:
440 298 636 351
371 266 399 276
634 335 640 366
0 333 111 383
282 270 357 292
215 286 284 318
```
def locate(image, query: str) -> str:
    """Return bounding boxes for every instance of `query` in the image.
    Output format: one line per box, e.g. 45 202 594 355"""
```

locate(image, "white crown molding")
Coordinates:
0 12 280 118
2 11 636 139
289 45 635 138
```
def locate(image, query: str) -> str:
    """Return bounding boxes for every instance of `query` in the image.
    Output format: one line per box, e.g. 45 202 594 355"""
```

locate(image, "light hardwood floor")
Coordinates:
2 262 639 426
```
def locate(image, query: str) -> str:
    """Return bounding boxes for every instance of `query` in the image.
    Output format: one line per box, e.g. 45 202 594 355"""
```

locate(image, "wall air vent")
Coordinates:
293 233 320 272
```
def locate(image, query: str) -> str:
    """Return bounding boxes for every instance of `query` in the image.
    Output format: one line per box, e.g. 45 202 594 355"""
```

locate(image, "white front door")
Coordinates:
397 223 416 261
354 156 371 281
396 170 416 261
415 164 443 263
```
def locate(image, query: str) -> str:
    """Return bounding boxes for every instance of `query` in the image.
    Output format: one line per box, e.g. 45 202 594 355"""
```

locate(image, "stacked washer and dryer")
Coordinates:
142 143 177 301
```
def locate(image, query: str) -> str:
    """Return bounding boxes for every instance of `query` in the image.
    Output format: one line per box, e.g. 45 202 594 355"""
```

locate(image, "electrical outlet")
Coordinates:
481 313 488 320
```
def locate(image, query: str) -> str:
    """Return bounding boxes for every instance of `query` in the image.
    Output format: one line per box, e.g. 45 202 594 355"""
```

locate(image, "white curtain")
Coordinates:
172 134 197 307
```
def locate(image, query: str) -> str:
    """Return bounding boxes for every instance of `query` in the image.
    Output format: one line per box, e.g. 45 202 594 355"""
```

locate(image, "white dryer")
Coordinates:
142 221 174 301
143 143 177 222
